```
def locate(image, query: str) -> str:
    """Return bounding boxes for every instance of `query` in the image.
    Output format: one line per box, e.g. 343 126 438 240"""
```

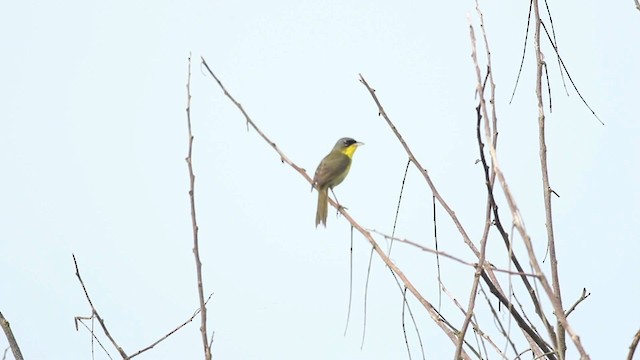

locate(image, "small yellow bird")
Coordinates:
312 137 364 227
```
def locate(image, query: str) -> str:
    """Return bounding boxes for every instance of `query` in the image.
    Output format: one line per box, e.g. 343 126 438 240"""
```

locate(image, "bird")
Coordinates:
312 137 364 227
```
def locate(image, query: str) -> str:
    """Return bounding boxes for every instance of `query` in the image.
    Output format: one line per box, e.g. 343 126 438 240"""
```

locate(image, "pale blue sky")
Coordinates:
1 1 638 359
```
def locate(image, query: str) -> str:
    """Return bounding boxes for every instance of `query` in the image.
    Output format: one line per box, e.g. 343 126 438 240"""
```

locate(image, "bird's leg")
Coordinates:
330 188 348 215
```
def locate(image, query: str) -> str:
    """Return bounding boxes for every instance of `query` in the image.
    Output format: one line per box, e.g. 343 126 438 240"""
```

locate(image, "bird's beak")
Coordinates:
355 141 365 146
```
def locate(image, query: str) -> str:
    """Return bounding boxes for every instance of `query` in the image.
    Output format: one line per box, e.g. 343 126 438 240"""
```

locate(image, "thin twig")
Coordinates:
389 271 427 360
479 287 521 359
388 159 411 256
469 12 559 359
74 318 113 360
432 195 442 311
532 2 566 358
186 53 212 360
73 254 128 358
0 311 24 360
480 272 555 358
542 0 569 96
369 230 537 277
360 247 375 349
440 284 508 359
454 5 495 358
401 287 413 360
539 22 603 125
509 0 533 104
357 74 481 260
474 61 558 352
129 293 214 359
475 5 558 353
343 226 354 336
564 289 590 318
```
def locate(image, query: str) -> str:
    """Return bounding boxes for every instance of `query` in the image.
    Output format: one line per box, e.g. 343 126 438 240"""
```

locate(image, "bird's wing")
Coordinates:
313 154 350 188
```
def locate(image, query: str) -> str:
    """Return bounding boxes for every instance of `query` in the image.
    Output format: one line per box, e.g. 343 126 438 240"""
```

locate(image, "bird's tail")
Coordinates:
315 187 328 227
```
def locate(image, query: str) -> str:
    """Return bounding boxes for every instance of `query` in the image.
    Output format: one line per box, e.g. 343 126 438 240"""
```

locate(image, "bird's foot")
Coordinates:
336 204 348 216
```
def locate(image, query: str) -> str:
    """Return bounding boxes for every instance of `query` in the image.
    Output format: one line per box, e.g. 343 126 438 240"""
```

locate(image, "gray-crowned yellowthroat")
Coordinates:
312 137 364 227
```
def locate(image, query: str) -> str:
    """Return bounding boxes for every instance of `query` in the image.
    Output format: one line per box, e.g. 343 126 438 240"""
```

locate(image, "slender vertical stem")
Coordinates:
532 1 565 358
186 53 212 360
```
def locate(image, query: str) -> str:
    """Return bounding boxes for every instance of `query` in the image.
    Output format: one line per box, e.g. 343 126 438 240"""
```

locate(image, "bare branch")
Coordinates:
388 158 411 256
628 329 640 360
509 0 533 104
0 311 24 360
564 289 590 318
432 195 442 311
186 53 212 360
357 74 482 261
74 317 113 359
73 254 128 358
369 230 537 278
479 288 521 358
532 2 566 357
343 229 354 336
129 293 214 359
539 22 603 125
454 4 496 357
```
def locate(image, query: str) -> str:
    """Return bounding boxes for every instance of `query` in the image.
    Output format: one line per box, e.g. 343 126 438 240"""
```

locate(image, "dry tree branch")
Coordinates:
628 329 640 360
200 57 472 359
400 288 412 360
343 229 354 336
564 289 590 318
471 3 558 347
388 158 411 256
541 0 569 97
509 0 533 104
538 22 603 125
360 247 375 349
357 71 553 358
468 10 590 360
185 53 212 360
399 283 426 360
531 1 566 358
74 317 113 359
200 59 307 176
370 230 537 278
73 254 128 359
357 75 481 261
454 9 495 349
0 311 24 360
128 293 214 359
440 284 508 360
636 0 640 12
432 195 443 310
475 74 558 352
468 5 558 357
480 272 555 358
74 252 215 360
478 287 523 358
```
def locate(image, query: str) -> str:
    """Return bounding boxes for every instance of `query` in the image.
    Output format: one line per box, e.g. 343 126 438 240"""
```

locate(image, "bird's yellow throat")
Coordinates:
340 143 360 159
